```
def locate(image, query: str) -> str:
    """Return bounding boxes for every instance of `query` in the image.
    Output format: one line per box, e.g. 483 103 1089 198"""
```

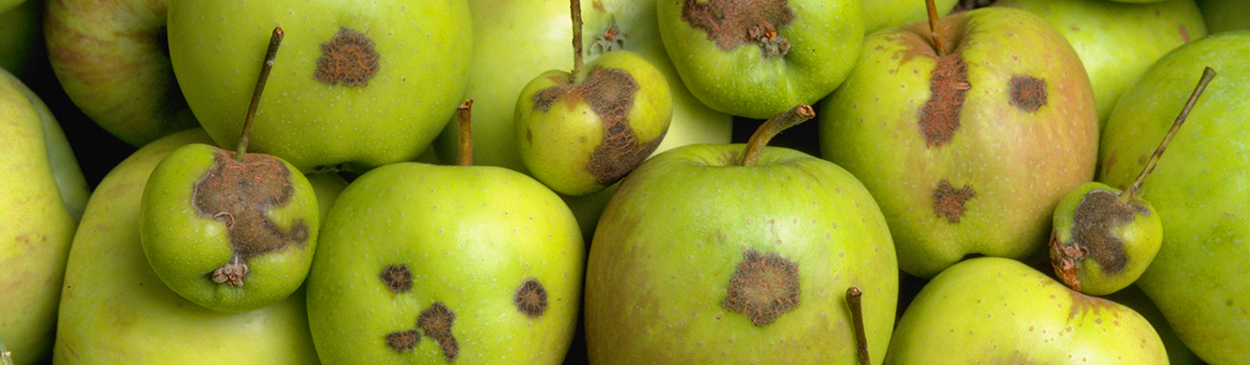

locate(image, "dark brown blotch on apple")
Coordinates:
315 27 380 87
1050 190 1149 290
515 278 549 318
194 150 309 287
919 55 971 148
680 0 795 58
385 329 421 353
533 66 663 186
380 264 413 294
722 248 800 327
932 179 975 223
1009 75 1047 113
418 302 459 361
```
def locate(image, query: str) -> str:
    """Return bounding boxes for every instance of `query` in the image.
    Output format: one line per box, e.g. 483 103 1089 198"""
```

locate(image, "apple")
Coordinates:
0 0 42 79
1097 30 1250 365
862 0 958 35
585 105 898 364
0 65 88 365
819 6 1099 278
885 257 1167 364
167 0 473 171
1197 0 1250 34
54 128 320 365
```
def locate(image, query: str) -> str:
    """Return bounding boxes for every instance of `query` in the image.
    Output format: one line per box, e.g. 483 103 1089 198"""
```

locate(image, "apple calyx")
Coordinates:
515 278 549 318
314 27 380 87
456 99 474 166
681 0 795 58
1049 189 1145 291
589 18 629 57
741 104 815 166
722 249 801 327
1120 66 1216 203
846 287 870 365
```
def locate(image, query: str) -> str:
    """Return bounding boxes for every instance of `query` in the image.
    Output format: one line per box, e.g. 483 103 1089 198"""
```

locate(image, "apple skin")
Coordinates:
585 144 897 364
657 0 864 119
0 0 42 79
53 129 320 365
995 0 1206 129
0 65 87 365
1197 0 1250 34
885 257 1167 364
862 0 957 35
1096 30 1250 365
1048 181 1161 296
168 0 472 171
819 7 1099 278
307 162 584 364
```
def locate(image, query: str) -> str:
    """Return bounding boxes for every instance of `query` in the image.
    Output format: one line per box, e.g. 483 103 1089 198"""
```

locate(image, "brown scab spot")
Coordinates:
384 329 420 353
932 179 975 223
680 0 795 58
315 27 380 87
195 150 309 287
380 264 413 294
918 55 971 148
515 278 548 318
418 302 458 361
1050 190 1150 289
1009 75 1047 113
721 249 800 327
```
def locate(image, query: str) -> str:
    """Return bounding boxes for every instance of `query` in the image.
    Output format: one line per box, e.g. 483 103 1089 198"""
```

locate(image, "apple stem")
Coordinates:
740 105 815 166
456 99 475 167
847 287 870 365
570 0 586 84
1121 66 1216 203
925 0 945 57
236 26 285 163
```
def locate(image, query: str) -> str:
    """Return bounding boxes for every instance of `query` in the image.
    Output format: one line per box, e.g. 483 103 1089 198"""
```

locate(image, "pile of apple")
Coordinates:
1 0 1247 363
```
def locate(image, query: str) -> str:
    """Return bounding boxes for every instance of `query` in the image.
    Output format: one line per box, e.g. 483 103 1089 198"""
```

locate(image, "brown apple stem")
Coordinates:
926 0 945 57
740 105 815 166
456 99 475 167
570 0 586 84
1122 66 1216 203
236 26 285 163
847 287 870 365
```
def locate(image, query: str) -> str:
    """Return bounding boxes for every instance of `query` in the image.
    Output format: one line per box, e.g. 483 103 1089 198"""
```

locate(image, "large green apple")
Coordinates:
995 0 1206 129
54 129 320 365
168 0 472 171
1097 30 1250 365
0 66 88 365
885 257 1167 364
1197 0 1250 34
819 7 1099 278
585 109 898 363
307 162 584 364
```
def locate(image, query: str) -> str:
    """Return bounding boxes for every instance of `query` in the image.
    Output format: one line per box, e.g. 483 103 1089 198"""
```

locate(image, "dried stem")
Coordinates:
457 99 474 166
926 0 945 57
741 105 815 166
570 0 586 84
847 287 870 365
237 27 285 162
1122 66 1216 203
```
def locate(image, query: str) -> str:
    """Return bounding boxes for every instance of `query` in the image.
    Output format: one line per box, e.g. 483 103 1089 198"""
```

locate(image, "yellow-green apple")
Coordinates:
819 7 1099 278
1197 0 1250 34
1097 31 1250 365
863 0 958 35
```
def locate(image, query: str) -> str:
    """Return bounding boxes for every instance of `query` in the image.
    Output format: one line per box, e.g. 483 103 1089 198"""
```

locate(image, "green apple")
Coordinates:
995 0 1206 130
657 0 864 119
1097 30 1250 365
885 257 1167 364
54 129 320 365
862 0 958 35
45 0 200 146
0 0 42 79
585 105 898 364
168 0 472 171
1197 0 1250 34
819 7 1099 278
0 66 88 365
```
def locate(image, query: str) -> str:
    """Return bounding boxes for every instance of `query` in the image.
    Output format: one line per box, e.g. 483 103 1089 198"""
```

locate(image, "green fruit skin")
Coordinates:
515 50 672 197
1097 31 1250 365
996 0 1206 130
886 257 1167 364
586 144 898 364
657 0 863 119
307 162 584 364
1050 181 1162 296
1198 0 1250 34
0 0 42 79
168 0 472 171
140 143 319 312
1104 284 1204 365
819 8 1099 278
54 129 320 365
862 0 957 35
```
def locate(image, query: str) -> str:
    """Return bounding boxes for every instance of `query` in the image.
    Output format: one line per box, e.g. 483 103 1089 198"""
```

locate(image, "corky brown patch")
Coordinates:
418 302 459 361
315 27 380 87
918 55 971 148
1052 190 1149 283
1009 75 1047 113
194 150 309 287
533 66 661 186
680 0 795 58
380 264 413 294
515 278 549 318
721 249 800 327
932 180 975 223
385 329 421 353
